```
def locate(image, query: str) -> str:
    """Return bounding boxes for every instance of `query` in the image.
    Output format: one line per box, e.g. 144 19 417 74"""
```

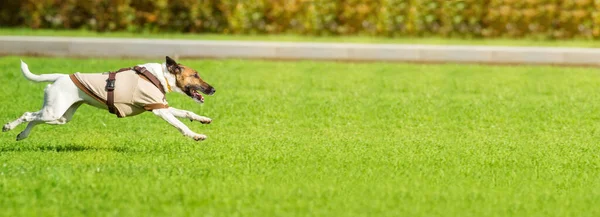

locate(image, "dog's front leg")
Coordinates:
168 107 212 124
152 109 206 141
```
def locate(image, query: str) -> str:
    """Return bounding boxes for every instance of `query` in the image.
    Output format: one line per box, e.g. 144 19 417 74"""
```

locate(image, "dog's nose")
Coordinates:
210 89 216 95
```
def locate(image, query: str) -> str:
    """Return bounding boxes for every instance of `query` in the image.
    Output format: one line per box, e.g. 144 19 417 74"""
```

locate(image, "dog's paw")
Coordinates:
16 132 26 141
190 116 212 124
193 134 207 141
3 124 12 132
198 117 212 124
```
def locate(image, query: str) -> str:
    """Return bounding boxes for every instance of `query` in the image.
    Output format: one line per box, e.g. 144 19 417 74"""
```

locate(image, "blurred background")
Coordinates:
1 0 599 40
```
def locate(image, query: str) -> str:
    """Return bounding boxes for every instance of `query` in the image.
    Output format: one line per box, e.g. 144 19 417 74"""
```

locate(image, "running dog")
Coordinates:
3 56 215 141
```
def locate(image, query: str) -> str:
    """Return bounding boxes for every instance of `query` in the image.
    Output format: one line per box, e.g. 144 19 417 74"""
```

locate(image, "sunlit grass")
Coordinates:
1 56 599 217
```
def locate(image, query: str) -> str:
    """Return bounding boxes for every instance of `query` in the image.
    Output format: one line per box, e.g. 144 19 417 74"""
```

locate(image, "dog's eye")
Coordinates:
193 73 199 78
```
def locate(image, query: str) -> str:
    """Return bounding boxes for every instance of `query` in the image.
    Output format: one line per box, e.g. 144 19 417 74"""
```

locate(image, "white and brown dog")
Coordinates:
3 56 215 141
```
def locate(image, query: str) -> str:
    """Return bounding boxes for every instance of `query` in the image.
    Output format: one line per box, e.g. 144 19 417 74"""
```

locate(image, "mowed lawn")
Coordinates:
1 56 599 217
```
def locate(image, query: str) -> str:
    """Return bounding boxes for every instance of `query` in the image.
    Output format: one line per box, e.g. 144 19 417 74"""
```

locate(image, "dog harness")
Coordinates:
69 66 169 118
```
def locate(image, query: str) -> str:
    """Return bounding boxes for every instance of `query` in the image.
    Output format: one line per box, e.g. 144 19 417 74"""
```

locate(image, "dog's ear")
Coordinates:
165 56 181 74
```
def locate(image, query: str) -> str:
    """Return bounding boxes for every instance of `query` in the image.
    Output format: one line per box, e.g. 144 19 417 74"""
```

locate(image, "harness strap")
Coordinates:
106 72 118 116
100 66 167 117
133 66 166 94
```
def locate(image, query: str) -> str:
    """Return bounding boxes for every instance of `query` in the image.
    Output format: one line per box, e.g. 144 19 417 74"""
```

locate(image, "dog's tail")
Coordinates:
20 60 63 82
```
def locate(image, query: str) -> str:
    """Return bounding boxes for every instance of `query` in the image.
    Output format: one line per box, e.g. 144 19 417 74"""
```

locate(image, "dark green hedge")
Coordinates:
1 0 599 39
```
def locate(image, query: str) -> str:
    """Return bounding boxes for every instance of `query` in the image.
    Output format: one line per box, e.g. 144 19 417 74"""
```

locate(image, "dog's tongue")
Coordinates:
193 91 204 102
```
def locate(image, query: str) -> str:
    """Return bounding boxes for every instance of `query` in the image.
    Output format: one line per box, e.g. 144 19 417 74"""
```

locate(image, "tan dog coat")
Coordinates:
69 70 168 117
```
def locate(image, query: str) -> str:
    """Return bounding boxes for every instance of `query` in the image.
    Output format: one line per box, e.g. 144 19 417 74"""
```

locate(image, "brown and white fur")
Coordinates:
3 56 215 141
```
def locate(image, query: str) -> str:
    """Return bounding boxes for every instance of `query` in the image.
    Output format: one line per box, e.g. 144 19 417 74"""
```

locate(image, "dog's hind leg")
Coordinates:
56 102 83 123
9 107 68 141
3 103 77 132
3 111 40 132
15 121 42 141
15 102 83 141
5 77 84 140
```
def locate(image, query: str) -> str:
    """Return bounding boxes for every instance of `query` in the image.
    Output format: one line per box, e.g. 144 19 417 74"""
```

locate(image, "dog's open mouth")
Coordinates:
192 89 204 103
185 84 215 104
185 87 205 103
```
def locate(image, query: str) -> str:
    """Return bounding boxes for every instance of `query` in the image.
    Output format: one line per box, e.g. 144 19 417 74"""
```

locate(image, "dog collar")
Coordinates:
161 63 174 93
164 76 173 93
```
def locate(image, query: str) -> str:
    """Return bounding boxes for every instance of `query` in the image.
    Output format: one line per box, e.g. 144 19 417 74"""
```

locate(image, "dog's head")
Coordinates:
165 56 215 104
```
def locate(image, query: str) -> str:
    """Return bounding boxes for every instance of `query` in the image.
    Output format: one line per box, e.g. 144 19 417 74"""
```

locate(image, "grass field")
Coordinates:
2 27 600 47
1 56 600 217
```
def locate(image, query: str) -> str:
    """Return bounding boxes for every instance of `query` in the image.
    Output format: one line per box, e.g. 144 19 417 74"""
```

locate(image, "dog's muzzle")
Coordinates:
185 85 215 104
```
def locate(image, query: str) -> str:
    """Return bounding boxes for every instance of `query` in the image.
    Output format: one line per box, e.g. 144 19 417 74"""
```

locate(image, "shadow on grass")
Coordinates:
0 144 130 153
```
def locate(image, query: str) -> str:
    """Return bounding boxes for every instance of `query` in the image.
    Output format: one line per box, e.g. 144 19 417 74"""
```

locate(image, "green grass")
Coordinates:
2 27 600 47
1 56 600 217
